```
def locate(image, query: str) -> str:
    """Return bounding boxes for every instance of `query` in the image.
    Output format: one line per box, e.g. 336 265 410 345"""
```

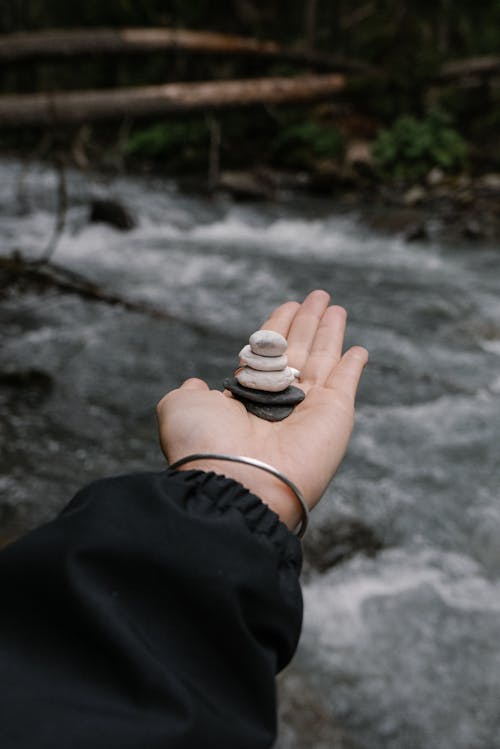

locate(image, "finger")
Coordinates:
179 377 210 391
286 289 331 371
301 305 347 385
260 301 300 338
325 346 369 401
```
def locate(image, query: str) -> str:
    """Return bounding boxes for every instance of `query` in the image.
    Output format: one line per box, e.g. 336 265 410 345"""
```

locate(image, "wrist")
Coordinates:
172 458 304 532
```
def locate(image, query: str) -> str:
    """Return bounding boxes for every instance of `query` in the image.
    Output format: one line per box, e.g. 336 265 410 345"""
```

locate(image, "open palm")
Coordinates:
157 290 368 530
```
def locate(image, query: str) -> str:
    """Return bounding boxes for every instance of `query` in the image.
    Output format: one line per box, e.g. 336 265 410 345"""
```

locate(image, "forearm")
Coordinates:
0 470 303 749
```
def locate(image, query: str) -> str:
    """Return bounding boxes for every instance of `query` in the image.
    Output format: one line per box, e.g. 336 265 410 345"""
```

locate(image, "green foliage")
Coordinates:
271 121 345 168
124 121 208 166
372 111 468 180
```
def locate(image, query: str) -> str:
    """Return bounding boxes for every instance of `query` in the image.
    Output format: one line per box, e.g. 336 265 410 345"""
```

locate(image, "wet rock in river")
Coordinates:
0 368 53 411
462 218 485 239
89 199 135 231
405 221 429 242
0 368 53 405
303 517 384 574
217 171 273 201
277 667 354 749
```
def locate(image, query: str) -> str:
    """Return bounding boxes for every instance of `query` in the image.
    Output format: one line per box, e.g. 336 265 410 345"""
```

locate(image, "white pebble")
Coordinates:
249 330 287 357
239 345 288 371
290 367 300 379
236 366 295 392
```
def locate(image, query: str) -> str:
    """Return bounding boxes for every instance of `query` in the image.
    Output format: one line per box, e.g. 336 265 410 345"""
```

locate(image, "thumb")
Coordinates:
179 377 210 391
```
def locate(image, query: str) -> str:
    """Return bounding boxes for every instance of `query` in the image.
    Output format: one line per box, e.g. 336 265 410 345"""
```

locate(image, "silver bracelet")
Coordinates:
168 453 309 538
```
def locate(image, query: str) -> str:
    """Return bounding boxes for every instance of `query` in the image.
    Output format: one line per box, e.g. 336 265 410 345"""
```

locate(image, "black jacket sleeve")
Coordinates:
0 469 303 749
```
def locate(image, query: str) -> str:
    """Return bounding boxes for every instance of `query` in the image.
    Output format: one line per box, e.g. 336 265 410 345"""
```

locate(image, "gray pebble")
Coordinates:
249 330 287 356
239 344 288 371
236 366 294 392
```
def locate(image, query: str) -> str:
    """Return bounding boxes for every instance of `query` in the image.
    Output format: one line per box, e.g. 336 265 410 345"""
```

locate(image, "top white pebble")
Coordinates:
249 330 287 356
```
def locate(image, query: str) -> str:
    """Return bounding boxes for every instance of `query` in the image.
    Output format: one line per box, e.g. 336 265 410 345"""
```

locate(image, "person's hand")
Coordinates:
157 290 368 531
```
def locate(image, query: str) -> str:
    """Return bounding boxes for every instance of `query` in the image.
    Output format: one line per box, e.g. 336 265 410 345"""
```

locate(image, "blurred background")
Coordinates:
1 3 500 748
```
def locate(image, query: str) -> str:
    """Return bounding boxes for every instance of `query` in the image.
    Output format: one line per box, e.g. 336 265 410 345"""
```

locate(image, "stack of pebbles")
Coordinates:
223 330 305 421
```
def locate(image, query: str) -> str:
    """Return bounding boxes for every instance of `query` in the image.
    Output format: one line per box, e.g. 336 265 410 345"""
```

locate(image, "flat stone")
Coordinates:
236 366 294 392
239 344 288 371
223 377 305 406
249 330 287 356
239 399 293 422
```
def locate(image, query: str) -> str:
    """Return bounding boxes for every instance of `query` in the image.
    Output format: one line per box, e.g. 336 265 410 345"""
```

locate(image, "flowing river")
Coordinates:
1 159 499 748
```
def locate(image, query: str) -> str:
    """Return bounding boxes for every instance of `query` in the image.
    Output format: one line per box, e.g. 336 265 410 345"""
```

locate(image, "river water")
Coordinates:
1 159 499 748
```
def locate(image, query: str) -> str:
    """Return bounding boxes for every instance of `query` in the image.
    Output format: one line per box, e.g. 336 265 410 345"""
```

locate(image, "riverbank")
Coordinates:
203 165 500 245
2 142 499 250
2 88 499 248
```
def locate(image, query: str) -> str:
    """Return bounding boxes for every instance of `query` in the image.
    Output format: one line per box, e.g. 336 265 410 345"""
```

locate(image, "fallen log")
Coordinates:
0 27 377 75
0 255 212 333
0 27 281 61
0 73 346 127
438 55 500 81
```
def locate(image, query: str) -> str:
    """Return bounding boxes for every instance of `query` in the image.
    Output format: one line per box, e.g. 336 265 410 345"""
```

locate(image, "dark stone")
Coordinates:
223 377 305 406
405 221 428 242
0 368 53 408
217 171 273 201
462 218 484 239
303 518 384 575
89 199 135 231
237 398 293 422
0 368 53 393
278 668 355 749
368 207 422 234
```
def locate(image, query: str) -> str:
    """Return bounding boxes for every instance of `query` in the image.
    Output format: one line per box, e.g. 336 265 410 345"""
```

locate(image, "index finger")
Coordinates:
260 300 300 338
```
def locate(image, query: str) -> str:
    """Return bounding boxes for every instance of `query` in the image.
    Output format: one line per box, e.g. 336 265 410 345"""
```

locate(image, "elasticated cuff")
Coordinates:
165 468 303 573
